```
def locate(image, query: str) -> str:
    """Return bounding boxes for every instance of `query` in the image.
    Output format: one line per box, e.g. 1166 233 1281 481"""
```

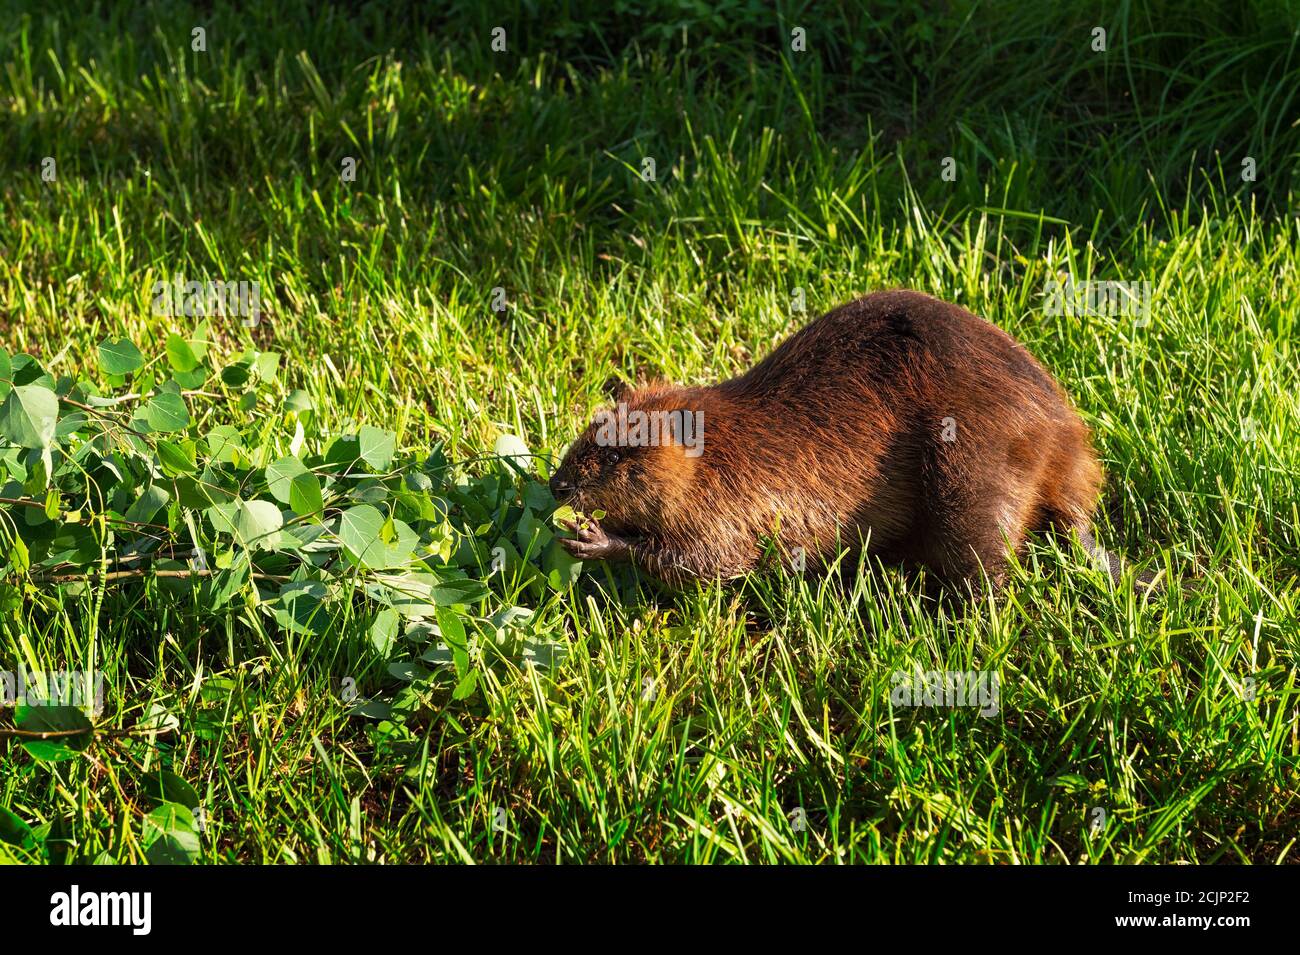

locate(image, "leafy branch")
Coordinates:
0 325 589 771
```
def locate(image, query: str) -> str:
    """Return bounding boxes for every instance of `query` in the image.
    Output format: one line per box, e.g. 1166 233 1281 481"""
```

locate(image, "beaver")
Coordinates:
550 289 1130 591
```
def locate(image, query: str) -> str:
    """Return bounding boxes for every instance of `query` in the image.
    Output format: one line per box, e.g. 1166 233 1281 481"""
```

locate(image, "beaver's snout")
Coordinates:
549 473 575 500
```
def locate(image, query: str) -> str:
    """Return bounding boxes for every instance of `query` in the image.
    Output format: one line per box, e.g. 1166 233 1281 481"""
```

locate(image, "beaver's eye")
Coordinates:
604 449 621 466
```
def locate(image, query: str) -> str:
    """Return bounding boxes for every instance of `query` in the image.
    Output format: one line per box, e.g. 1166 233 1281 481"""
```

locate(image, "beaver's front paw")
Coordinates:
557 518 630 562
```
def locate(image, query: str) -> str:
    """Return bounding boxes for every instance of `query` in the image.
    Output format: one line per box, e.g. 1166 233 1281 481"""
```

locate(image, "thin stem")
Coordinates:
0 724 177 740
31 568 290 584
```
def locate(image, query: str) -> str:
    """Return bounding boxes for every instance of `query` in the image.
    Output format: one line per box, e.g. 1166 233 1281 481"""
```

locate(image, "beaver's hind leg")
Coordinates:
912 429 1052 589
917 485 1037 588
921 416 1105 590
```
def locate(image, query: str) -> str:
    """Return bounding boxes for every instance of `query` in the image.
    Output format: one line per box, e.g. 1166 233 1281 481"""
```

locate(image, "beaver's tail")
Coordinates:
1073 524 1167 596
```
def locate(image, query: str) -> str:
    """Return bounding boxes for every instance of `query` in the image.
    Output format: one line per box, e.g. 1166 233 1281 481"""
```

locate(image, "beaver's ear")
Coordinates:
601 374 631 403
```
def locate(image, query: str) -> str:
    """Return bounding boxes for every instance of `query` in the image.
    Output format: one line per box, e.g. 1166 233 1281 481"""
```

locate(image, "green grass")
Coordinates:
1 0 1298 863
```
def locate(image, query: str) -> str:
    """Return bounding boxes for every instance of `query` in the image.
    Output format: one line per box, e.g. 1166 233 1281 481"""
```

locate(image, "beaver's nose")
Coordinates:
550 475 574 499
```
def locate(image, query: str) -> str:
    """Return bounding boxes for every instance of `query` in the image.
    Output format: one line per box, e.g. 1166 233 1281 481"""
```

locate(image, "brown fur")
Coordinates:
551 290 1104 588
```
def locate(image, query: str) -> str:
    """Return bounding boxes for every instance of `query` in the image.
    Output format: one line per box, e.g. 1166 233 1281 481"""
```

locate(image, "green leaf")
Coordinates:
165 333 200 372
369 607 400 657
551 504 579 527
157 438 198 475
543 537 584 590
40 522 96 566
125 484 170 525
220 360 252 387
42 524 99 567
524 480 554 512
142 392 189 432
266 455 323 515
285 389 313 414
98 338 145 376
234 499 283 549
139 770 201 810
265 455 307 502
188 321 211 362
206 501 239 537
338 504 391 568
289 472 323 516
388 661 431 682
15 704 94 761
0 348 11 401
366 572 437 618
452 670 479 700
141 804 200 865
176 470 236 508
266 580 332 636
435 605 467 648
8 534 30 574
0 807 36 851
429 576 491 606
494 433 533 472
209 498 283 550
358 425 395 470
200 558 250 610
254 351 280 381
348 700 393 719
280 522 329 552
515 506 553 556
0 384 59 449
173 366 208 389
206 425 244 464
353 481 388 504
335 509 410 566
367 572 487 616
